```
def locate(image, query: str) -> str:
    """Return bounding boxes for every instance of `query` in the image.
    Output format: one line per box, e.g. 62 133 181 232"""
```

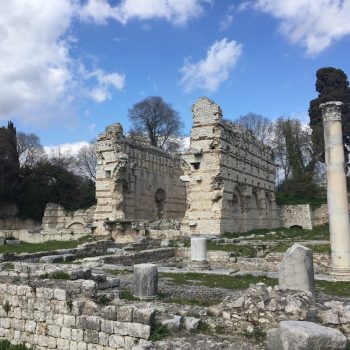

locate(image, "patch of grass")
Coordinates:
207 242 256 257
39 271 70 280
161 272 277 290
196 321 210 333
0 236 91 254
275 191 327 208
0 340 30 350
316 280 350 297
149 322 169 341
96 294 110 305
120 290 138 301
3 300 11 314
120 289 217 307
222 224 329 242
157 292 218 307
270 242 331 254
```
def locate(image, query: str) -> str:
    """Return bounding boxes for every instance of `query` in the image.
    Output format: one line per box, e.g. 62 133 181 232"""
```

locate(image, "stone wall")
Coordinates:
278 204 314 230
0 204 95 243
182 97 279 235
0 281 153 349
93 123 187 236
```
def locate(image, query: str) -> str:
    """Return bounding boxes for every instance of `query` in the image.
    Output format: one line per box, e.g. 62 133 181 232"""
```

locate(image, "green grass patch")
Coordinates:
222 224 329 242
160 272 277 290
207 242 256 257
0 340 30 350
0 236 91 254
150 322 169 341
316 280 350 297
119 289 217 306
275 192 327 208
39 271 70 280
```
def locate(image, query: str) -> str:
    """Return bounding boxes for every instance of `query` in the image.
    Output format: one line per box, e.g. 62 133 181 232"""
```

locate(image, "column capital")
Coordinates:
320 101 343 122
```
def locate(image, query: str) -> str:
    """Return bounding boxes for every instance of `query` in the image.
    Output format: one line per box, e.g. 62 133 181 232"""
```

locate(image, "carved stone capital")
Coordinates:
320 101 343 122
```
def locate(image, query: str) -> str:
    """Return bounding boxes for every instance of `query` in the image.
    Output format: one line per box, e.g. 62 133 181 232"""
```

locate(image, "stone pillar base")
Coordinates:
190 260 210 270
331 267 350 280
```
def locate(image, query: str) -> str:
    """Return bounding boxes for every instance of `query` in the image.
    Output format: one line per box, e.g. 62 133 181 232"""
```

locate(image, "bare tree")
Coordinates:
75 142 97 181
128 96 183 151
235 113 274 146
17 132 46 167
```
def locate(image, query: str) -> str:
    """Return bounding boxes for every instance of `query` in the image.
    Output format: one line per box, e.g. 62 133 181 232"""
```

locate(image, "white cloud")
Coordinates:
80 0 211 26
179 38 242 93
44 141 90 156
83 68 125 102
0 0 75 120
0 1 126 124
250 0 350 55
219 4 235 32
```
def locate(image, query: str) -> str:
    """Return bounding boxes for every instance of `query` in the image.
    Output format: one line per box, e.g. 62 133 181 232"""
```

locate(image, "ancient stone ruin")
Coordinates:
93 97 279 240
1 99 350 350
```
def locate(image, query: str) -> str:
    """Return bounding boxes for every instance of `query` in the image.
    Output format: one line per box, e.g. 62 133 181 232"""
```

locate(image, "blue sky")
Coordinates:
1 0 350 151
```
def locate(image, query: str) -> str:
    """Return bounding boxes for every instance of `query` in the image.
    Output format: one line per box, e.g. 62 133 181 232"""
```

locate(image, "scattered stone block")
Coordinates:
278 243 315 294
161 315 182 333
98 277 120 290
267 321 347 350
183 316 201 331
0 238 5 246
133 263 158 299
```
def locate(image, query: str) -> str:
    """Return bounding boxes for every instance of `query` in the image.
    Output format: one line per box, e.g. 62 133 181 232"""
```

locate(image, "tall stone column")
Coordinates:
321 101 350 277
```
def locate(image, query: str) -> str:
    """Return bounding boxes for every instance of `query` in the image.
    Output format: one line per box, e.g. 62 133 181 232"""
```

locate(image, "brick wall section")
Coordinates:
0 282 154 349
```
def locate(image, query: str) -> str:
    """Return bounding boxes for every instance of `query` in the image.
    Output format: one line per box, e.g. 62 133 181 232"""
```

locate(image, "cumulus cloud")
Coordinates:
0 1 75 120
83 68 125 102
179 38 242 93
80 0 211 26
219 4 235 32
0 0 127 123
44 141 90 156
250 0 350 55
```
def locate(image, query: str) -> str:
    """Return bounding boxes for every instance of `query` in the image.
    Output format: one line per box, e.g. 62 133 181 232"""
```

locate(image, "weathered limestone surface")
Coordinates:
133 263 158 299
321 101 350 277
267 321 347 350
278 244 315 294
182 97 279 235
93 123 187 236
94 97 279 238
190 237 209 269
278 204 313 230
0 281 153 349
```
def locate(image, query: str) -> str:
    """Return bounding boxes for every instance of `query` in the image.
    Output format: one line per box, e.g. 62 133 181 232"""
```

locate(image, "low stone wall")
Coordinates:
0 281 154 349
0 240 115 263
313 204 329 226
103 248 176 265
278 204 313 230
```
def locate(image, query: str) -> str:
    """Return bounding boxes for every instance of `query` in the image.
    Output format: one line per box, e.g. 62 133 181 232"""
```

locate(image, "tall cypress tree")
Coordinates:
309 67 350 164
0 121 20 200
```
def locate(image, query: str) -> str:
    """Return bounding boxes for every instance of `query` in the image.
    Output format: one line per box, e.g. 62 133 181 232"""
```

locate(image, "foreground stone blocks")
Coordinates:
278 243 315 294
133 263 158 299
267 321 347 350
190 237 209 270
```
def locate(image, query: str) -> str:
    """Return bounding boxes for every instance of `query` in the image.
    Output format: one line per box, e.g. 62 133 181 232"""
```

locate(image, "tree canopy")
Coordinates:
128 96 183 151
0 122 96 221
309 67 350 164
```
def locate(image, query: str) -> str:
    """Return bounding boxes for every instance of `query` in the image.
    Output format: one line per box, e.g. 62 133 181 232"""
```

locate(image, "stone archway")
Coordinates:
155 188 166 219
